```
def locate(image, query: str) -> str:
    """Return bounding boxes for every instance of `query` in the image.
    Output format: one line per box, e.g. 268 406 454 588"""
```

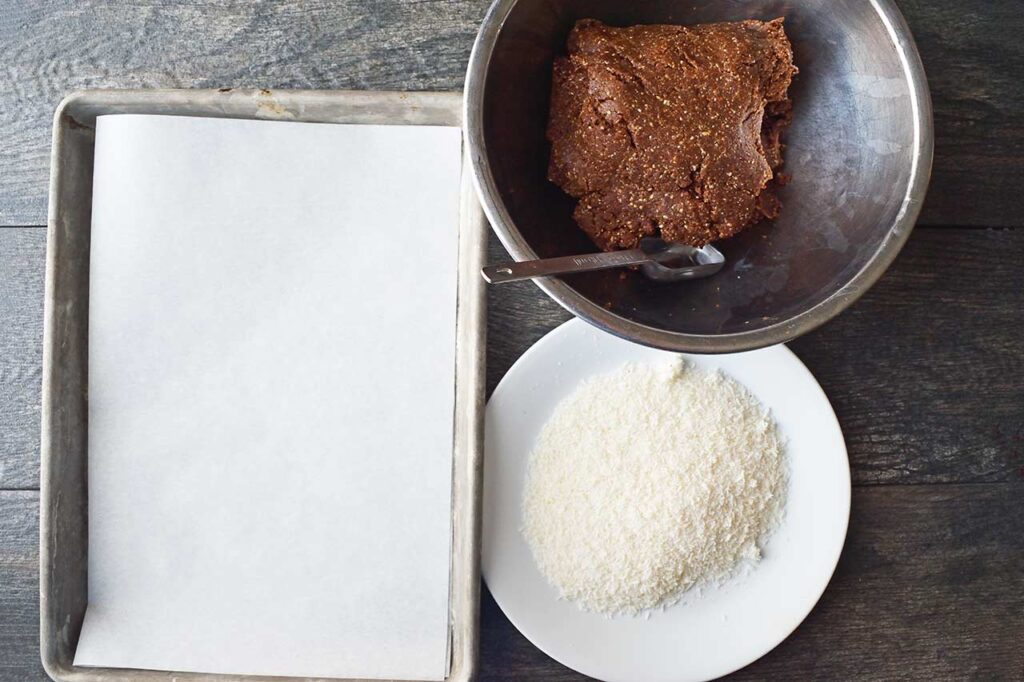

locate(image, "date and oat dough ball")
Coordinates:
546 18 797 250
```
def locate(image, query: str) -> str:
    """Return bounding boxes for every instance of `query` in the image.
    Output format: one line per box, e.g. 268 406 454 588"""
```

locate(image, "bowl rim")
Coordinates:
463 0 934 353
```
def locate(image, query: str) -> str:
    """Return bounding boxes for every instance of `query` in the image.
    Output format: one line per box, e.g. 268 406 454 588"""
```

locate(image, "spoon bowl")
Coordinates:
639 239 726 282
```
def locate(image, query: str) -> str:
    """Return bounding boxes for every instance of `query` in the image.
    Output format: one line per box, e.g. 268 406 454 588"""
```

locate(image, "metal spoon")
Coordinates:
481 237 726 284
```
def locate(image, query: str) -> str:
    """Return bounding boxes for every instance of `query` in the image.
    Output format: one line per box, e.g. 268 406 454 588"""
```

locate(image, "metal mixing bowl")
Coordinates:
464 0 933 352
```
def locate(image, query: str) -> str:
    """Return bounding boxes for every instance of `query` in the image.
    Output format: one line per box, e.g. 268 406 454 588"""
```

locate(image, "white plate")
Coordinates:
484 319 850 682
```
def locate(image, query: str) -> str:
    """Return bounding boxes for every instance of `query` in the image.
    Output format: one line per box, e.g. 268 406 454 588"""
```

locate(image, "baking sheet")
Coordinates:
73 114 463 680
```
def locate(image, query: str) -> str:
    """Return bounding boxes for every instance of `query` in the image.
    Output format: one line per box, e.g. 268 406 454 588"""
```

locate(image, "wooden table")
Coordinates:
1 1 1022 679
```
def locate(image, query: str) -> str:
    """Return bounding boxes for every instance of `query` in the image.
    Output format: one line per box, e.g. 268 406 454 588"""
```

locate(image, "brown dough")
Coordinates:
546 18 797 250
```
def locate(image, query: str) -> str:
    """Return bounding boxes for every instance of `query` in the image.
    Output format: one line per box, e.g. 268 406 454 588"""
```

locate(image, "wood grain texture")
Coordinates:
480 482 1024 681
5 485 1022 681
0 228 45 490
2 227 1021 678
790 227 1024 485
897 0 1024 227
489 227 1024 486
0 0 1022 227
0 0 486 225
0 491 44 681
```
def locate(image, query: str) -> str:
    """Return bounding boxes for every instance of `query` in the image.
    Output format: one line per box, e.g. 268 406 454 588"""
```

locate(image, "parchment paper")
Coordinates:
74 114 462 680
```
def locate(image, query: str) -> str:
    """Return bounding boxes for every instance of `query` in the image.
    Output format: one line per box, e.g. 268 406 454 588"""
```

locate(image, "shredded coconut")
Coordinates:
522 359 786 615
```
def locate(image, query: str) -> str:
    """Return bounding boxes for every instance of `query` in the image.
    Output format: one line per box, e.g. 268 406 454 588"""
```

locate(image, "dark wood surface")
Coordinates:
0 492 39 680
0 229 44 490
480 483 1024 680
1 1 1023 680
1 0 1022 228
489 229 1024 487
897 0 1024 227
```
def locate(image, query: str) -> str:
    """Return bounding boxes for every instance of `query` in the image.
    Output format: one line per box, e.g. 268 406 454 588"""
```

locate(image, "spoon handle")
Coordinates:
482 249 648 284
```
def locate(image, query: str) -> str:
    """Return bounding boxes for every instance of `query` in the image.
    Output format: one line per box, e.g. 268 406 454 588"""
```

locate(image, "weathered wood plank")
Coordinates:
480 482 1024 681
6 485 1022 681
3 227 1019 490
488 227 1024 485
0 491 44 681
896 0 1024 228
0 0 1022 227
792 227 1024 485
0 228 45 490
0 0 487 226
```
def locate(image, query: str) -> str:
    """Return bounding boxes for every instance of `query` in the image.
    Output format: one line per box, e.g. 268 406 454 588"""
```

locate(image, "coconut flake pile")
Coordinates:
522 360 786 615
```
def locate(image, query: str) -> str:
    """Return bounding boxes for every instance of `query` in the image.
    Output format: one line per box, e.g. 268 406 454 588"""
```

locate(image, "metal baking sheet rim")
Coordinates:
40 89 485 682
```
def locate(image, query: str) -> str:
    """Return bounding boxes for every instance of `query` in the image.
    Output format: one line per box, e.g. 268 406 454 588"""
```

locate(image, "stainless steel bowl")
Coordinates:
464 0 933 352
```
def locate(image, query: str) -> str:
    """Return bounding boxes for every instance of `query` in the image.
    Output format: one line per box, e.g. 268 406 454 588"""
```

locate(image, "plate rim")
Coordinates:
484 318 852 682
